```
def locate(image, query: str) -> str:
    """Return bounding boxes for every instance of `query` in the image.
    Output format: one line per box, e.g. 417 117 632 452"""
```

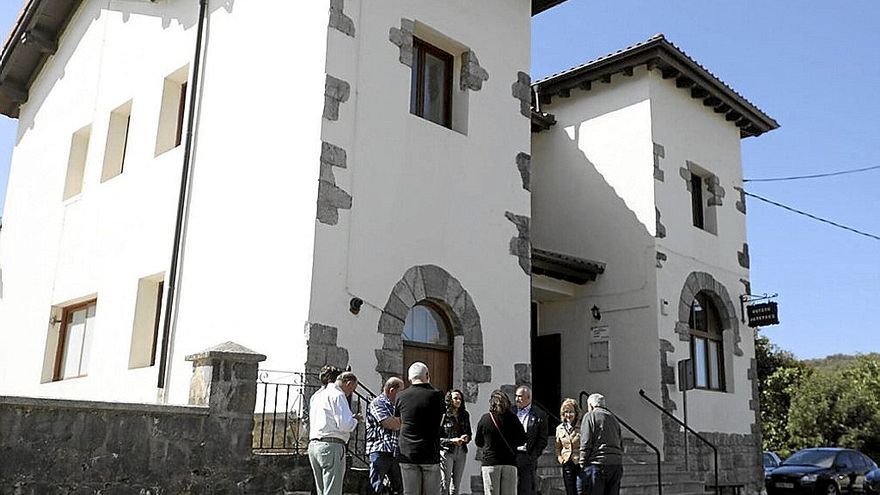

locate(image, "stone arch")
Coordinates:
376 265 491 402
675 271 743 356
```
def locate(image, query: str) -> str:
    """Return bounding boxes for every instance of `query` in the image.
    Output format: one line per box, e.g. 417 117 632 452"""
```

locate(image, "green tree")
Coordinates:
755 332 808 456
787 356 880 462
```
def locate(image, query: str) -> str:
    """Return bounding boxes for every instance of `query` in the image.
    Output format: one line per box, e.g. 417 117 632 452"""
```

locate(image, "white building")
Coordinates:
0 1 777 491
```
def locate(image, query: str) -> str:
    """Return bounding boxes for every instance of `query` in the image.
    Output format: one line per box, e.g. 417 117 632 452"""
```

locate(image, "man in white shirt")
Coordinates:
308 371 361 495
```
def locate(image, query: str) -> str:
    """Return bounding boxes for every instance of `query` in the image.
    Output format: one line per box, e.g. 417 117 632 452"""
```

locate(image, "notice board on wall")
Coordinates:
589 326 610 372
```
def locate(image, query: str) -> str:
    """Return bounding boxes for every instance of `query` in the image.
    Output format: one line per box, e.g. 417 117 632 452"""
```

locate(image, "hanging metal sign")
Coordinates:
747 301 779 328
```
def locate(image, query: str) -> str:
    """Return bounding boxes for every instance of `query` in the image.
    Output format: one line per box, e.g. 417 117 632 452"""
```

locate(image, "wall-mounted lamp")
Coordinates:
590 305 601 321
349 297 363 315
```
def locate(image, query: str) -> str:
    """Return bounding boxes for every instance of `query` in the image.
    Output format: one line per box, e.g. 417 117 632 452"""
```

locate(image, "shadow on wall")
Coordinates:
16 0 237 144
530 110 662 432
531 109 657 294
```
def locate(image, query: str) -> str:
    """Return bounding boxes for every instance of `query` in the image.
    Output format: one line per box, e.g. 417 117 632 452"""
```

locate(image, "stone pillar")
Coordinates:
186 342 267 461
186 341 267 415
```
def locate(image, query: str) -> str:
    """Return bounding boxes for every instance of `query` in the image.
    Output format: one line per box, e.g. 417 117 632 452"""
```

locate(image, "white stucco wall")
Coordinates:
649 70 755 435
310 0 533 390
0 0 327 404
532 68 663 447
532 63 758 447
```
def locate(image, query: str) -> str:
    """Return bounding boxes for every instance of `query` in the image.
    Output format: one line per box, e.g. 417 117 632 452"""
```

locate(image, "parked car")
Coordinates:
766 448 877 495
765 451 783 476
867 467 880 494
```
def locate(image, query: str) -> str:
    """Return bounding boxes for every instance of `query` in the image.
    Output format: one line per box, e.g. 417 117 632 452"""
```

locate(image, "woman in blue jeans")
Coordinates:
439 389 472 494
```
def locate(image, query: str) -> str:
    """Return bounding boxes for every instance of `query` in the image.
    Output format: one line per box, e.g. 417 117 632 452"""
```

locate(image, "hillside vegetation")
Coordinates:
757 335 880 461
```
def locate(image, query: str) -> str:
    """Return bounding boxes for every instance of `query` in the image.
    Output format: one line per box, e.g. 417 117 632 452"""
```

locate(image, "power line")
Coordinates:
744 164 880 182
743 191 880 241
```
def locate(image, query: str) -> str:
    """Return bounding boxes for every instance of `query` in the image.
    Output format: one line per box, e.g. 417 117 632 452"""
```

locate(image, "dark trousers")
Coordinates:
583 464 623 495
561 461 582 495
516 452 537 495
369 452 402 494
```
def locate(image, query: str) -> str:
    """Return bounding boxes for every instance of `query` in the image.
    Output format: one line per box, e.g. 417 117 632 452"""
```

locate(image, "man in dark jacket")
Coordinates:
579 393 623 495
513 385 548 495
394 361 445 495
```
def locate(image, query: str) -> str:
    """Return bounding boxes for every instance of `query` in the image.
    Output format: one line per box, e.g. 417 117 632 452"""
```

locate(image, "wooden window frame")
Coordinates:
688 293 725 391
410 37 454 129
52 299 98 382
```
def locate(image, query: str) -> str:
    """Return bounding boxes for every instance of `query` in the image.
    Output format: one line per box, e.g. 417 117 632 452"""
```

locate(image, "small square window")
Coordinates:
410 38 453 129
63 125 91 200
155 65 189 156
686 163 719 234
129 274 165 369
101 101 132 182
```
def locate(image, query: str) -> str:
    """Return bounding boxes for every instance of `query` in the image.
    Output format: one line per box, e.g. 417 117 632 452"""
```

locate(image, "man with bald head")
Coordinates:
366 376 405 494
395 361 445 495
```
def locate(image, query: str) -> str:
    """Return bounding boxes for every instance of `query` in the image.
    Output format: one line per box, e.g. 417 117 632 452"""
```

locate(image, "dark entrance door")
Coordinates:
403 343 452 394
532 333 561 416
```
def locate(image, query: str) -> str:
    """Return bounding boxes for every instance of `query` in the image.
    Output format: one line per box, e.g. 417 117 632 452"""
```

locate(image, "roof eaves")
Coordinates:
0 0 82 118
533 35 780 138
532 0 569 16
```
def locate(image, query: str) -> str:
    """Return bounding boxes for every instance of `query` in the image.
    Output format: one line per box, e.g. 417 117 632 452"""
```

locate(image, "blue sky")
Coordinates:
1 1 877 359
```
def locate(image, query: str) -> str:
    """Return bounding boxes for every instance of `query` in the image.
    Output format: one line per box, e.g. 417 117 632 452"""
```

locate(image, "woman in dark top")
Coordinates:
440 389 472 495
474 390 527 495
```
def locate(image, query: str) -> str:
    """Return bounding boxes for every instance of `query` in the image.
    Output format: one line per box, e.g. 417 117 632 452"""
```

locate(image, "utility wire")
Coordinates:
744 164 880 182
743 191 880 242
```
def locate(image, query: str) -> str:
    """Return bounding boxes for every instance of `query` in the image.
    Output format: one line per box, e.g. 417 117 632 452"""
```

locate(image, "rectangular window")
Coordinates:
101 101 133 182
63 125 91 200
693 337 708 388
410 38 453 129
690 173 704 229
53 300 97 381
128 274 165 369
155 66 189 156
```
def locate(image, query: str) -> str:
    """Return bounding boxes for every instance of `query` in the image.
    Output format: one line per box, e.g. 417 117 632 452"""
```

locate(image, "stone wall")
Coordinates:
0 342 369 494
663 423 764 494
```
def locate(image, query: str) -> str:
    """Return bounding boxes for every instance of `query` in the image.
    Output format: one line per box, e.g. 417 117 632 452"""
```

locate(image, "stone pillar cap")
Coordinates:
185 341 267 364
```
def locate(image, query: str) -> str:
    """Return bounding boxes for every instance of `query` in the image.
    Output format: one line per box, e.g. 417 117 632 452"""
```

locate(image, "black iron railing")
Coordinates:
254 369 378 469
580 391 663 495
638 389 718 495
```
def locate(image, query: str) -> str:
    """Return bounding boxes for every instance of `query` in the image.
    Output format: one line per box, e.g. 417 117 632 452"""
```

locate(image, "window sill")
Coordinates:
409 112 468 137
62 194 83 207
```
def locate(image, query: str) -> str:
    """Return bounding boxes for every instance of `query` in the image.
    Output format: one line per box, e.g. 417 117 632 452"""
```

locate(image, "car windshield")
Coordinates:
763 453 777 467
783 450 836 468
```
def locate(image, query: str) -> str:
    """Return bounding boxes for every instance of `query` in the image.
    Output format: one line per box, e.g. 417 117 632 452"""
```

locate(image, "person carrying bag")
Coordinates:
474 390 527 495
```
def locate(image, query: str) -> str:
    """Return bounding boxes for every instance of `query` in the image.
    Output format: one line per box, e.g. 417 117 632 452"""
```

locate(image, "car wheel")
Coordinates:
824 482 839 495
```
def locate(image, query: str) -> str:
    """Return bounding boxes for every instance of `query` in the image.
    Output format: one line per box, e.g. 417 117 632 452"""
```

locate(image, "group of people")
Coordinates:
306 361 623 495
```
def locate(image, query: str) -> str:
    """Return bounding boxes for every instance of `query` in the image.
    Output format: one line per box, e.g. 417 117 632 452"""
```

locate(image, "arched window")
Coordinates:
402 304 453 392
688 292 725 391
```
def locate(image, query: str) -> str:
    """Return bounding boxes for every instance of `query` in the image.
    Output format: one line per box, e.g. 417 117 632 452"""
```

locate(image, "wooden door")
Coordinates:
403 343 452 394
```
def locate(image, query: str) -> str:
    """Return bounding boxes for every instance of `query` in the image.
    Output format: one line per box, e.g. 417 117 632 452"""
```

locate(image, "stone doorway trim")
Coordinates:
376 265 491 402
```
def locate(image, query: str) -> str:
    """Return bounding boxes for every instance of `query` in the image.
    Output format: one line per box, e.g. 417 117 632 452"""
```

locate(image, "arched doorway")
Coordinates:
402 303 453 393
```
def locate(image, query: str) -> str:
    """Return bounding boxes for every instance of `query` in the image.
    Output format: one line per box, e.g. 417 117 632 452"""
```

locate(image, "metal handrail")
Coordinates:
253 369 378 470
639 389 718 495
579 391 662 495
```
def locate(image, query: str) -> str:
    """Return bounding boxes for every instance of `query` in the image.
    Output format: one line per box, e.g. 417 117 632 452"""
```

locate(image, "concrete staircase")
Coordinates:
471 437 710 495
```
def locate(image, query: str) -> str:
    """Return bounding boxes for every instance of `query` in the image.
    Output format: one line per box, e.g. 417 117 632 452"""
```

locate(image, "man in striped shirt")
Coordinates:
366 376 405 494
